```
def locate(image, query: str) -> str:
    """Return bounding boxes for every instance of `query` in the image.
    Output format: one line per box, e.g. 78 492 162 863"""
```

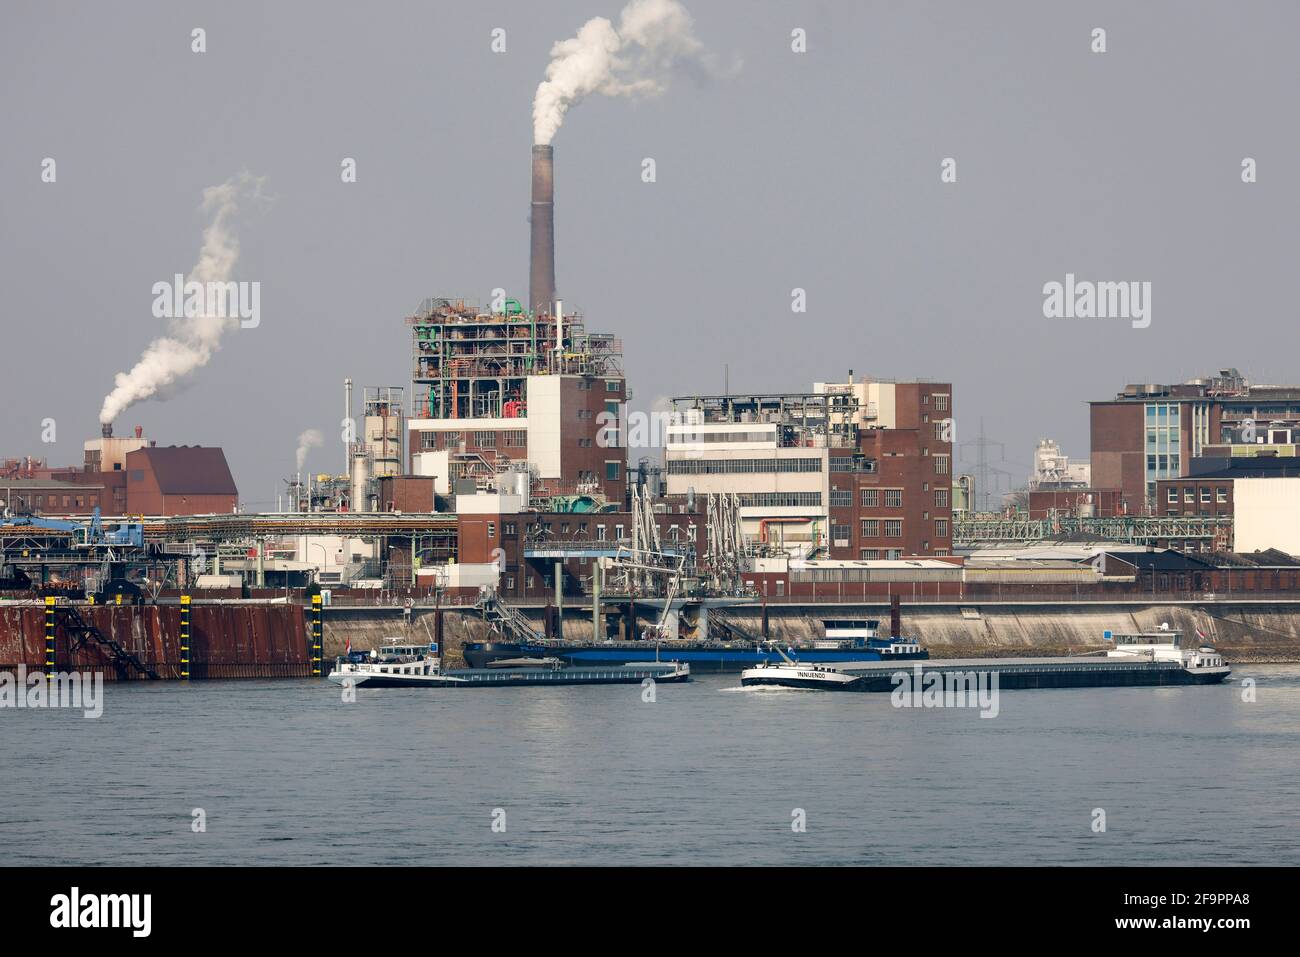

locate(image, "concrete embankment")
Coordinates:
322 602 1300 664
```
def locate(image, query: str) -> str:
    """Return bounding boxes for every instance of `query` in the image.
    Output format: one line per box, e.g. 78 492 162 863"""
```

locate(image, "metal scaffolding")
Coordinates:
954 514 1234 547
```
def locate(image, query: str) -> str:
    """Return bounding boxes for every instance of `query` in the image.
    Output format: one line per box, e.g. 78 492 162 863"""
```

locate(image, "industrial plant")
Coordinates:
6 134 1300 682
5 9 1300 682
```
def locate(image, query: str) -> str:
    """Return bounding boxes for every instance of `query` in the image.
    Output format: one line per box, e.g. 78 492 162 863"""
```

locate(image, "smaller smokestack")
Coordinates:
101 423 113 439
529 145 556 315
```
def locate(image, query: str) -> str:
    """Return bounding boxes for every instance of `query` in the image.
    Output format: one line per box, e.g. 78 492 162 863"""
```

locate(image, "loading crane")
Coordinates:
0 507 144 549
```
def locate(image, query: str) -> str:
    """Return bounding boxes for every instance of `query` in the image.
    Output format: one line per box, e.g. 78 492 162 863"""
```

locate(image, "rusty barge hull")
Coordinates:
0 603 311 680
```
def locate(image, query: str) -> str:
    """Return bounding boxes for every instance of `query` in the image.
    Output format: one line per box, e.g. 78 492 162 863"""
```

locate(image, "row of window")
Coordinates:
12 493 91 509
667 457 823 475
667 430 773 445
735 492 822 508
1167 487 1230 504
858 518 950 538
829 457 877 473
419 430 528 450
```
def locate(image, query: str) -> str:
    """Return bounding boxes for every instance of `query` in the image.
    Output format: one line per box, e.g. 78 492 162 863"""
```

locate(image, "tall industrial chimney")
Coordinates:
529 144 556 316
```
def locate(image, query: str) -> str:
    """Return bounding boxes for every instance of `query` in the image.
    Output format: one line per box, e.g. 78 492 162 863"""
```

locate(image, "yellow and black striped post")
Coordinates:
44 596 56 675
311 594 322 676
180 595 191 680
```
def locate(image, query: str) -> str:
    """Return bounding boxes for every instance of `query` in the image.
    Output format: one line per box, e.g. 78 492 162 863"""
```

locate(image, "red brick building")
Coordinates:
828 382 954 558
1090 369 1300 513
122 447 238 515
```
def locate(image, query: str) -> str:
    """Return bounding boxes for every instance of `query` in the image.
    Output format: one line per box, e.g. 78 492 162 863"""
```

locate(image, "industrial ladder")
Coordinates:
474 588 543 643
57 604 160 680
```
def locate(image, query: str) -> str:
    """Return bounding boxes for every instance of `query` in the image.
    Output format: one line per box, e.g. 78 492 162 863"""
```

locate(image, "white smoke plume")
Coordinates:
295 429 324 472
99 173 265 425
533 0 709 145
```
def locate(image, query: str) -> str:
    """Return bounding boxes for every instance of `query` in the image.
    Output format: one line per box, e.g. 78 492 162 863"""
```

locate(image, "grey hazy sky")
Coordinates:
3 1 1298 508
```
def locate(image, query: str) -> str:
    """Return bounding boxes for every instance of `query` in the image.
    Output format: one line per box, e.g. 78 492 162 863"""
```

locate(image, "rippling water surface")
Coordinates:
2 665 1297 865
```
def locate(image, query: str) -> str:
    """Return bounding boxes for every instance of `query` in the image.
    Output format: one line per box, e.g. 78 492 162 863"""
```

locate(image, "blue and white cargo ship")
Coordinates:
463 618 928 674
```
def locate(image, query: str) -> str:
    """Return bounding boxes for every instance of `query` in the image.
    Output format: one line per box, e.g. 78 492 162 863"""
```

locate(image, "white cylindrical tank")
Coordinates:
351 452 370 512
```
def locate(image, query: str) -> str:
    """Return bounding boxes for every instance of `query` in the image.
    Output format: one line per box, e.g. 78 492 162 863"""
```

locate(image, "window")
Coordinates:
861 488 878 507
884 489 903 508
1216 487 1228 503
614 525 625 540
935 488 949 508
830 489 852 508
884 520 902 538
831 524 851 542
668 457 823 475
860 519 879 537
934 394 949 412
736 492 822 508
487 522 496 538
596 525 607 541
503 522 517 535
420 431 437 449
503 430 526 448
605 380 621 392
475 430 496 448
605 461 621 481
1200 487 1211 503
860 549 881 559
1167 487 1178 504
1184 487 1194 503
934 455 950 475
935 518 948 537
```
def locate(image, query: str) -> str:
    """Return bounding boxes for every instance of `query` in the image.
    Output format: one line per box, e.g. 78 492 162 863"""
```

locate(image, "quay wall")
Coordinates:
0 603 311 679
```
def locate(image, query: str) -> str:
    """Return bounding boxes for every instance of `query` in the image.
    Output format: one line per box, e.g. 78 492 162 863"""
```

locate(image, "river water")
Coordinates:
2 665 1297 866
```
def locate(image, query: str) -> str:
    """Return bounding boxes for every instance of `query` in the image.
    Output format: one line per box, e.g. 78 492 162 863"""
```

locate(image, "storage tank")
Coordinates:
350 451 371 512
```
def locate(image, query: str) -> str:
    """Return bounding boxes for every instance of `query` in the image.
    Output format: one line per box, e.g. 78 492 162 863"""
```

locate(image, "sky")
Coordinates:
3 1 1298 509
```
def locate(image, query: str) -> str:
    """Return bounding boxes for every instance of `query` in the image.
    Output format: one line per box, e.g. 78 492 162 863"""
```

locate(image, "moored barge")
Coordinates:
328 641 689 689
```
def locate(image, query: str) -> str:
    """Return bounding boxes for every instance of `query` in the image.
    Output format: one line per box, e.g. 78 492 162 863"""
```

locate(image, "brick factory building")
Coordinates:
665 377 954 560
1090 368 1300 512
0 429 237 517
121 446 238 515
